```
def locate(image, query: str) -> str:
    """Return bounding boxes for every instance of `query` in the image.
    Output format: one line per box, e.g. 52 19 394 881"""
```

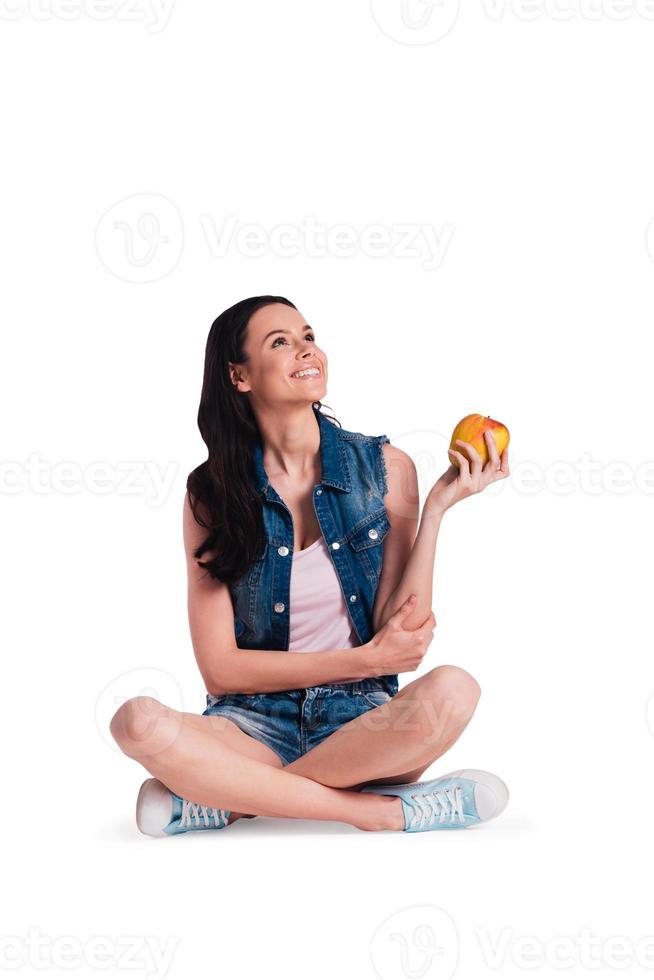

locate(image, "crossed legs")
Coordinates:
109 665 481 832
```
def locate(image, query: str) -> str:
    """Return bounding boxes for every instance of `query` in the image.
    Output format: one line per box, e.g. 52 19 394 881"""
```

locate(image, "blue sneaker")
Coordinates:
360 768 509 831
136 778 231 837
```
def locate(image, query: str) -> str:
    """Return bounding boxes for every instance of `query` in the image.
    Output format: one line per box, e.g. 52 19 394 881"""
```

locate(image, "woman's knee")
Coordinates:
109 696 182 758
403 666 480 750
420 665 481 716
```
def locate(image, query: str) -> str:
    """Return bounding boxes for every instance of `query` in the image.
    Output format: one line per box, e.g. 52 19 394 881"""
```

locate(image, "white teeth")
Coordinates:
291 368 320 378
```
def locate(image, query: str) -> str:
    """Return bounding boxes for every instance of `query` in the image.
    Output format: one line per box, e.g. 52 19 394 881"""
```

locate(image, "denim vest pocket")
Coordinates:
244 542 268 590
345 508 391 587
232 542 268 639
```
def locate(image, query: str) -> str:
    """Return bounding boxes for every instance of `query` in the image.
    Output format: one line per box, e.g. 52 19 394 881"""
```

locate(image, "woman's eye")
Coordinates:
272 334 315 348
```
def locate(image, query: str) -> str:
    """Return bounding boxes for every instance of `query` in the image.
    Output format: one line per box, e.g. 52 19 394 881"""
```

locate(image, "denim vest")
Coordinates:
228 405 399 696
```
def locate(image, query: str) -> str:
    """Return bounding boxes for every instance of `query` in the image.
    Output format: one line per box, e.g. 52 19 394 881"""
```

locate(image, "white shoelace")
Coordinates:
406 785 465 829
180 799 229 829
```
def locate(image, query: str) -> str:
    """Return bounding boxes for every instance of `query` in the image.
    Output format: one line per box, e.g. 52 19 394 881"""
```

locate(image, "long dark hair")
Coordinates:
186 295 337 585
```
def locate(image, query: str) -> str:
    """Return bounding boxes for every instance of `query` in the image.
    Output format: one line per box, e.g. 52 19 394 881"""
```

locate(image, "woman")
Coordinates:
110 295 511 836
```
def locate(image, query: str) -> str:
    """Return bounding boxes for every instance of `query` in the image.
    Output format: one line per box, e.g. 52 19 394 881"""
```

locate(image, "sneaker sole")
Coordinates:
136 777 172 838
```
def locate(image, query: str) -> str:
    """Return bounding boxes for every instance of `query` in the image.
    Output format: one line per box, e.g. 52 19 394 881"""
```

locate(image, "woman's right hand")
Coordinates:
362 595 436 676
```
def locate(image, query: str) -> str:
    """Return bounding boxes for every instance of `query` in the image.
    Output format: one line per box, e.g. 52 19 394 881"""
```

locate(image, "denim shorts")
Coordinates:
201 678 397 765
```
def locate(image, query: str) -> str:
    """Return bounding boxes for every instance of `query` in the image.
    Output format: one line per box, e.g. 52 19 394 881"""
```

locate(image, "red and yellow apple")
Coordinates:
449 414 510 467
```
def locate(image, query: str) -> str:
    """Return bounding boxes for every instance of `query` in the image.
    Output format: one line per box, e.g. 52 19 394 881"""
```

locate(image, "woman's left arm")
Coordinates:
372 431 510 634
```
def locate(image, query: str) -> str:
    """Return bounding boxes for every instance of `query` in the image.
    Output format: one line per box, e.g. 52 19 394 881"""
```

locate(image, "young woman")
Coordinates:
110 295 511 836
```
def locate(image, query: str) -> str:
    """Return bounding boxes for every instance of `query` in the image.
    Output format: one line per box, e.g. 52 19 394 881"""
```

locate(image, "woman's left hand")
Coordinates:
426 429 510 516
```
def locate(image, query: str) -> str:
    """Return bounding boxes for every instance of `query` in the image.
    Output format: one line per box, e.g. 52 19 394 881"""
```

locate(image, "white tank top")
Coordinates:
288 536 364 679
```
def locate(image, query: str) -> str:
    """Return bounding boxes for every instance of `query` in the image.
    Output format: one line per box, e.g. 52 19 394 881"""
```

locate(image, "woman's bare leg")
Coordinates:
178 710 285 822
110 696 404 831
283 666 481 789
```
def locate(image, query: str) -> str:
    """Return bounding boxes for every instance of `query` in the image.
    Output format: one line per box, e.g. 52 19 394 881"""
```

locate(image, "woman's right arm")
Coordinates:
184 491 379 696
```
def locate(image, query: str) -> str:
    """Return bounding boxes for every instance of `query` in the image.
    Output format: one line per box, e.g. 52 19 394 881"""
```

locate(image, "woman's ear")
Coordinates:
228 362 246 391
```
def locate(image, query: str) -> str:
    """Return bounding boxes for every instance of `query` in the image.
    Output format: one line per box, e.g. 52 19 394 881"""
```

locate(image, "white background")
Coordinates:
2 1 654 978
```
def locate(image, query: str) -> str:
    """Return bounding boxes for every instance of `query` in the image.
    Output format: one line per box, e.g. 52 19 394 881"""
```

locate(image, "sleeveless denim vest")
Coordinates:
228 405 399 697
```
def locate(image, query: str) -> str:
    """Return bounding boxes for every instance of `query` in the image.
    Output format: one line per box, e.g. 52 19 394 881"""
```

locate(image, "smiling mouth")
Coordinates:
290 367 322 380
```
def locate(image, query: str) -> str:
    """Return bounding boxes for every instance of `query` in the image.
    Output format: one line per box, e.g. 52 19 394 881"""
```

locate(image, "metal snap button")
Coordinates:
349 594 357 602
315 487 323 495
274 602 285 613
331 541 340 550
277 546 289 557
367 528 379 540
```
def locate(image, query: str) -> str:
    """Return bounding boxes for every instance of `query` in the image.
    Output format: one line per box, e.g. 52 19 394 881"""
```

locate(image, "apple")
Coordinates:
449 414 510 467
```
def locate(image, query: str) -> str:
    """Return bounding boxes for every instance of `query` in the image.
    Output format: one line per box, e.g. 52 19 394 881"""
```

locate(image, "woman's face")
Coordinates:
230 303 328 406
